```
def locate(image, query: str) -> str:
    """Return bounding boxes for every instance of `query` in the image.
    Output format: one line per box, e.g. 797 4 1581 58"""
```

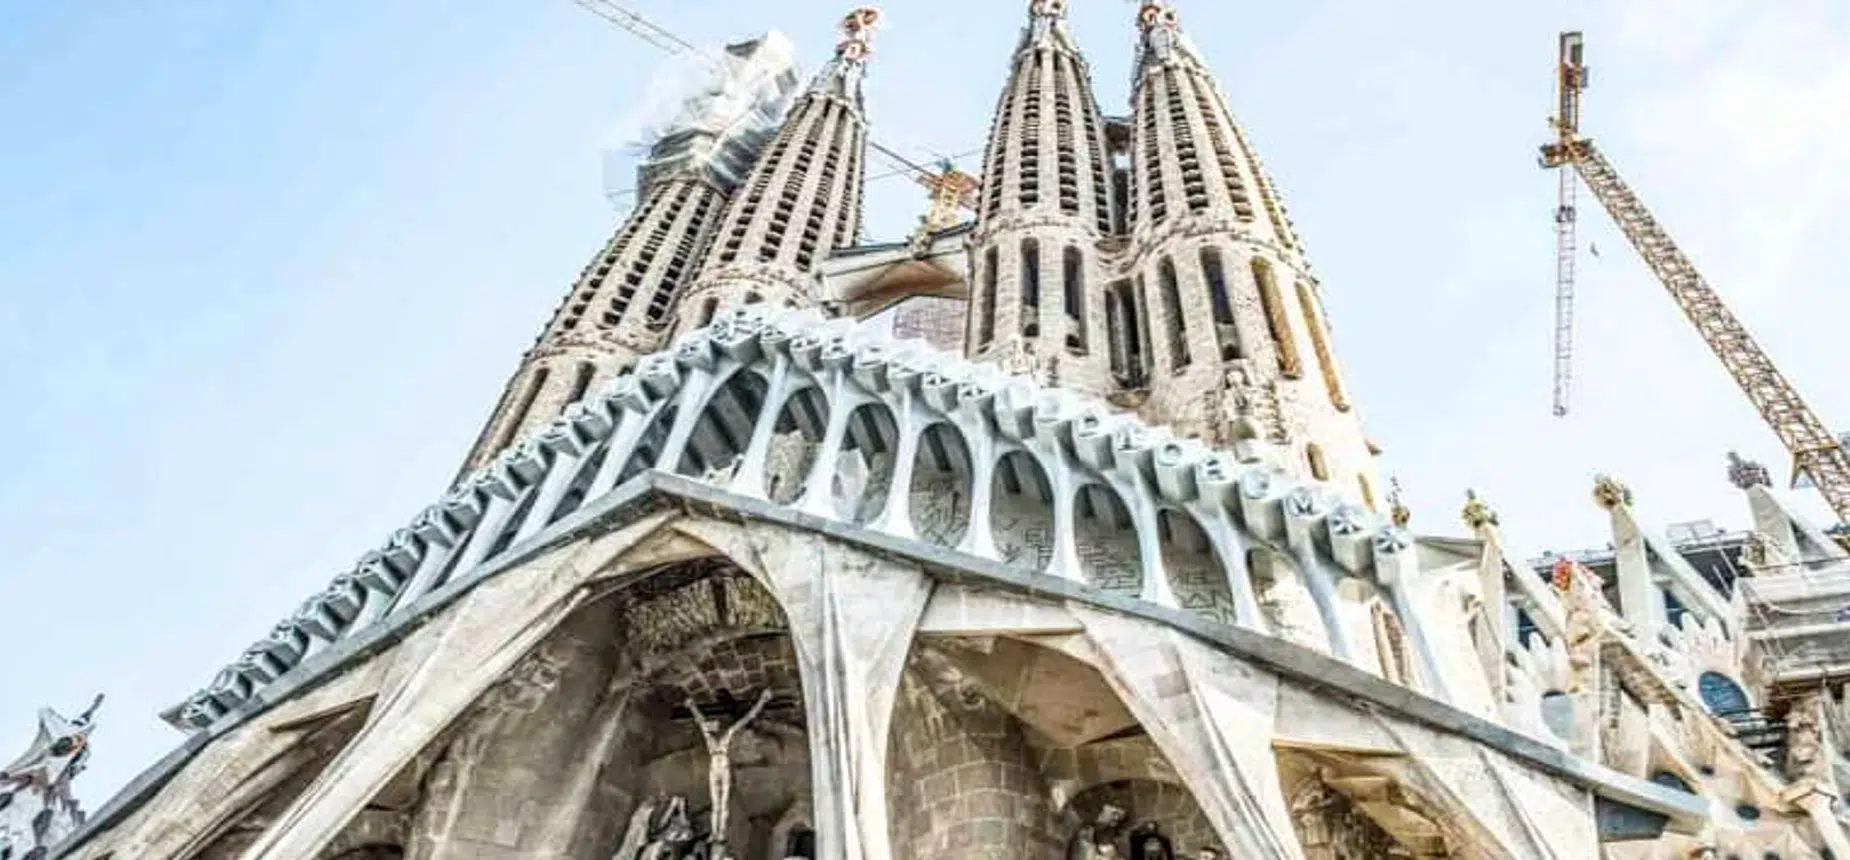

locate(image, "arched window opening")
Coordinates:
565 361 597 407
764 386 830 505
832 402 900 525
1295 279 1348 410
976 246 999 349
1305 444 1330 482
1357 475 1377 511
744 291 763 304
991 451 1055 571
1251 258 1301 378
1062 246 1087 354
909 423 973 547
1371 602 1416 686
1697 671 1752 717
1021 239 1042 338
1158 258 1189 373
1073 484 1141 597
698 297 721 328
491 366 551 457
1158 509 1236 625
1200 247 1241 362
1540 691 1575 739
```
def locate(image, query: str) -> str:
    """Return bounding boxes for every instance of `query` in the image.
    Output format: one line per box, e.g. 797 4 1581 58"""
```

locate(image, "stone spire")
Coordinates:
964 0 1120 395
0 696 102 859
676 8 882 335
1121 1 1377 504
458 34 801 474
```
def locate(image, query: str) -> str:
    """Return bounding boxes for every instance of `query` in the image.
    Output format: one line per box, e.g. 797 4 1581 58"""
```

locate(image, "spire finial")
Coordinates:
1388 477 1412 528
1727 451 1772 490
1029 0 1069 18
1137 0 1180 33
1461 489 1500 531
1592 474 1633 510
837 6 881 62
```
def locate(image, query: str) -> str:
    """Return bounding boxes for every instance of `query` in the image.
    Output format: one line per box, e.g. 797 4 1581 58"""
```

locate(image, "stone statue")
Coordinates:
687 689 774 846
1784 692 1827 786
611 797 662 860
636 795 695 860
1067 804 1127 860
1129 822 1174 860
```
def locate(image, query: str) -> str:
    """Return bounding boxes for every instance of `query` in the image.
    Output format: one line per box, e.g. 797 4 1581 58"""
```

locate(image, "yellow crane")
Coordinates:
1541 31 1850 523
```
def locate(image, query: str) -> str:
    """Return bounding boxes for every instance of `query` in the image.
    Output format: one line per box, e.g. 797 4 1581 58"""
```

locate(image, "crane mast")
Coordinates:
1541 31 1850 523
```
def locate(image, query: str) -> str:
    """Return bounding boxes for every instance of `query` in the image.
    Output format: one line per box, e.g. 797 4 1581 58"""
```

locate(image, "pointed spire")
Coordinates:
808 6 881 106
0 698 101 858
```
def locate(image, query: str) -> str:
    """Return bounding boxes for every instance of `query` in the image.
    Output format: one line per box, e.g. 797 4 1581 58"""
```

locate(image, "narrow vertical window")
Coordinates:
977 246 999 348
1200 247 1241 362
1252 258 1302 378
493 366 551 456
1063 246 1086 354
565 361 597 405
1358 475 1377 511
1021 239 1041 338
1306 443 1330 481
698 297 720 327
1295 279 1349 410
1159 258 1189 373
1106 287 1126 378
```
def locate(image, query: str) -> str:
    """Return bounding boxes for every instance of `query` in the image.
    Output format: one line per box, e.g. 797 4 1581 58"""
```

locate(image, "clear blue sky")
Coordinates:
4 0 1848 808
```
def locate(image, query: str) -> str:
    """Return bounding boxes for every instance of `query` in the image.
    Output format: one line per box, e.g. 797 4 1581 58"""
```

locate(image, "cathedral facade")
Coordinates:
17 3 1850 859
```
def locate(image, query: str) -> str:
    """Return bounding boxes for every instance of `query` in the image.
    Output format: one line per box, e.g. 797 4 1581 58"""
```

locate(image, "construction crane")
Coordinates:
573 0 978 215
1540 31 1850 523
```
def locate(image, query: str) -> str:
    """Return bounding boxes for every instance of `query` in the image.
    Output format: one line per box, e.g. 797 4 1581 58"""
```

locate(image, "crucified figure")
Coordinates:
686 689 774 844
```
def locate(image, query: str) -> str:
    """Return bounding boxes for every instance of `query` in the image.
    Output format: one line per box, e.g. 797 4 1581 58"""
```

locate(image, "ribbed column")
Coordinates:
459 175 729 474
677 7 881 337
965 0 1117 399
1125 1 1377 507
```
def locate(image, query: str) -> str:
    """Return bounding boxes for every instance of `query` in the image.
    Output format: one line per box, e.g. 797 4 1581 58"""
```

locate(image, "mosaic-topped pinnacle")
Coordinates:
837 6 881 61
1461 489 1499 531
1592 474 1632 510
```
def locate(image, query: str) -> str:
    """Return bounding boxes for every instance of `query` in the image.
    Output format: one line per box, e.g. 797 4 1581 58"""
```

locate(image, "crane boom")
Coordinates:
1541 31 1850 522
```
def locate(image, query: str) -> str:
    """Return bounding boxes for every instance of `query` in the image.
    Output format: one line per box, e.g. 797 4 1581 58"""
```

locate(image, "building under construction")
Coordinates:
11 4 1850 860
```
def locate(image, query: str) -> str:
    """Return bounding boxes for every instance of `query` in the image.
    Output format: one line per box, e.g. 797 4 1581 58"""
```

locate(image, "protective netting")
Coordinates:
601 31 802 207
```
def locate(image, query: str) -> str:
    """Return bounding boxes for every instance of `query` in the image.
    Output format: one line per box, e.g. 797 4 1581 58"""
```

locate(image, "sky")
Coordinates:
3 0 1848 810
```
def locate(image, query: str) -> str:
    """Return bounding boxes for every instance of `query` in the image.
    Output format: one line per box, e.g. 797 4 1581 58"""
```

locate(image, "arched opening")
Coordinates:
832 402 899 525
991 451 1055 572
1370 602 1417 687
908 423 973 548
1540 691 1575 739
676 371 771 482
764 386 831 505
1021 239 1042 338
1247 548 1331 653
1158 257 1190 373
1295 279 1349 411
1251 257 1301 378
1305 444 1330 482
975 246 999 349
887 637 1227 859
1063 245 1087 354
1074 484 1142 597
1698 671 1752 717
1158 509 1236 626
1200 247 1241 363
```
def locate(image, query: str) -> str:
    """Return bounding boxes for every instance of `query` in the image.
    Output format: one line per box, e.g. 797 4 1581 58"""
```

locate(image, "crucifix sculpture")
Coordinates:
686 688 774 846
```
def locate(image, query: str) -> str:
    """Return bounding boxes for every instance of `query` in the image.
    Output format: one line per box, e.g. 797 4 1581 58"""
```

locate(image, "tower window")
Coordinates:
1158 257 1189 373
1200 247 1241 362
1106 278 1147 387
1252 258 1302 378
565 361 597 405
1306 443 1329 481
1295 279 1349 410
493 366 551 457
1021 239 1041 338
976 246 999 349
1062 246 1086 354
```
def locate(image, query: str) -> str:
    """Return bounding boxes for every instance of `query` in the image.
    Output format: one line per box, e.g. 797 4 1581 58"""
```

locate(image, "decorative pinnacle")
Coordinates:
1592 474 1632 510
1029 0 1069 18
1550 556 1579 593
1727 451 1772 490
836 6 881 61
1387 477 1411 528
1461 489 1500 531
1137 1 1180 33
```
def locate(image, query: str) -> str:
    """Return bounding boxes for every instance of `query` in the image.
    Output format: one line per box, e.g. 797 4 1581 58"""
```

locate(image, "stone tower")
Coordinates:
458 34 802 474
1119 1 1377 506
965 0 1119 398
674 8 881 336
